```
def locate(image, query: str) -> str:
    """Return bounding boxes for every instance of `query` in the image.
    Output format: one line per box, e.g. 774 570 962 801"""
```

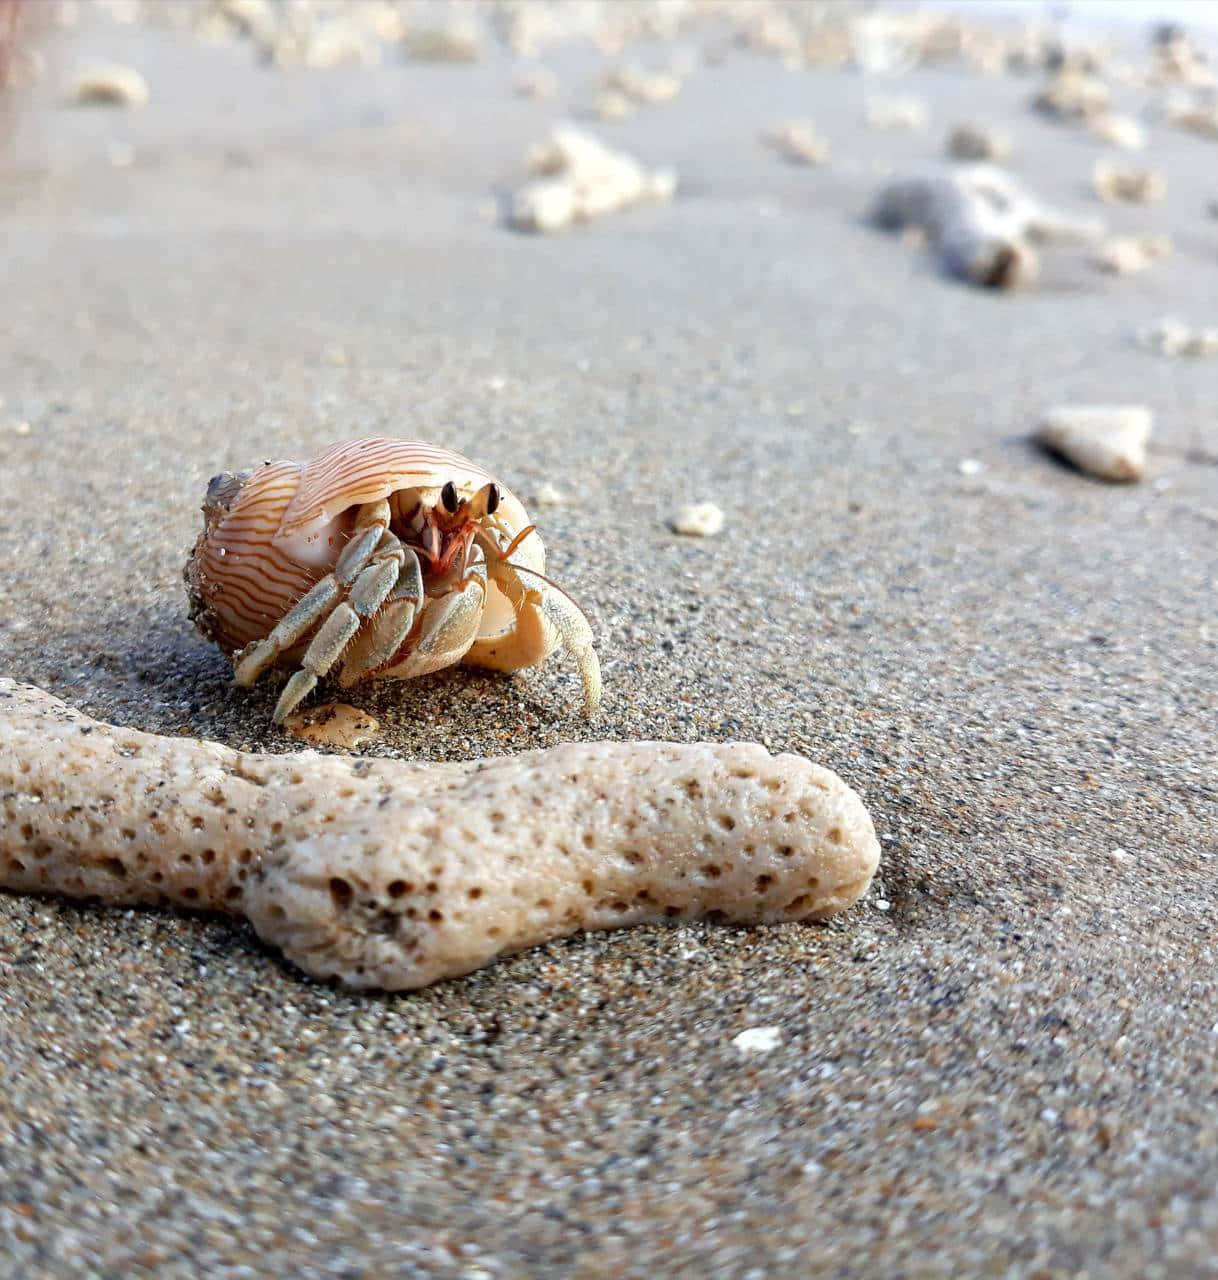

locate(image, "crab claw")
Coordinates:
465 562 601 715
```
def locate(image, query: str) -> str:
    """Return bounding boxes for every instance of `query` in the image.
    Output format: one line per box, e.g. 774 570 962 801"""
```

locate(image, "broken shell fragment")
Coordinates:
0 680 881 991
283 702 381 749
1037 405 1152 482
510 126 676 233
671 502 725 537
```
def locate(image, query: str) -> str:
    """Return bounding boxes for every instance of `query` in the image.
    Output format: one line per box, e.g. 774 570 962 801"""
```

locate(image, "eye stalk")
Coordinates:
440 481 459 514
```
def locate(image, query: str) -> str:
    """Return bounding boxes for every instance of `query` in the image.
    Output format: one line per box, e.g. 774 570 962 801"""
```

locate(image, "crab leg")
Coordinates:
338 549 426 686
233 577 341 687
538 587 601 715
233 500 395 687
273 604 364 722
380 554 489 682
474 557 602 715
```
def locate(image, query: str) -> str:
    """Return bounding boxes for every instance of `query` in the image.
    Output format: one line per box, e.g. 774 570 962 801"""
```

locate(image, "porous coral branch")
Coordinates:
0 680 880 990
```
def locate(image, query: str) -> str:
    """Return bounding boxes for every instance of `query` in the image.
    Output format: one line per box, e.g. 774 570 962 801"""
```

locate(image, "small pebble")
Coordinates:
1165 98 1218 140
408 19 482 63
946 123 1010 162
732 1027 782 1055
1093 163 1166 204
958 458 983 476
603 65 682 106
762 121 831 166
1088 113 1146 151
671 502 725 537
866 95 928 130
71 65 149 108
1138 318 1218 357
1092 235 1172 275
1037 405 1152 482
534 482 565 506
1033 70 1109 122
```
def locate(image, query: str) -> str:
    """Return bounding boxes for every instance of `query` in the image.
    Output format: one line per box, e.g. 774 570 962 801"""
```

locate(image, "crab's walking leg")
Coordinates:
233 500 395 687
384 553 489 681
538 587 602 715
233 577 341 687
478 558 602 716
338 549 425 686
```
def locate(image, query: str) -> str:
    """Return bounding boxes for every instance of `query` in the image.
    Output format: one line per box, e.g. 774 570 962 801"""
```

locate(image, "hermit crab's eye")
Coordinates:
441 481 459 513
485 483 501 516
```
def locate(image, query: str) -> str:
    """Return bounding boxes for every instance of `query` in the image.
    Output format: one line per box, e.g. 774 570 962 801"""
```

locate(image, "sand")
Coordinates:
0 6 1216 1277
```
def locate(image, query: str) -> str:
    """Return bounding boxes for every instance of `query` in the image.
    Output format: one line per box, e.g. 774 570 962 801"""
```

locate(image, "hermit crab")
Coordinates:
184 438 601 724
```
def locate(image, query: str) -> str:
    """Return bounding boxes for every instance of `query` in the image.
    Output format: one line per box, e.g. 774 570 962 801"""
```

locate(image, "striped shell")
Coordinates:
185 437 548 658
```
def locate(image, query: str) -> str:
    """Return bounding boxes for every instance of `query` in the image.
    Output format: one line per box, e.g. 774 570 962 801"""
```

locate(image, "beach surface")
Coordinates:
1 6 1216 1276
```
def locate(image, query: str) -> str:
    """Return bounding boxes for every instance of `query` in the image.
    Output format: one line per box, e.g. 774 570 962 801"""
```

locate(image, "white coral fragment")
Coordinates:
1092 234 1172 275
510 126 676 233
0 681 880 991
671 502 725 537
534 482 566 506
732 1027 783 1055
873 166 1102 290
1138 318 1218 357
1037 405 1152 482
1088 113 1146 151
866 95 928 131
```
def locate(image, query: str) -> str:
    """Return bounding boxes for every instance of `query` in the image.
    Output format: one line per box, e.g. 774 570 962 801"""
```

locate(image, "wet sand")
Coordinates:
1 8 1216 1277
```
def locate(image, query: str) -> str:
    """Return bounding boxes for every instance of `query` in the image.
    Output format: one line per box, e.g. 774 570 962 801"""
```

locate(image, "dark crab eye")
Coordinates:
440 481 459 513
485 483 500 515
